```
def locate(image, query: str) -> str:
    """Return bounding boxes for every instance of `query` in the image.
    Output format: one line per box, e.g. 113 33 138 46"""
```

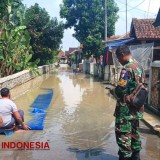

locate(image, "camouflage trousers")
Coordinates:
115 119 142 158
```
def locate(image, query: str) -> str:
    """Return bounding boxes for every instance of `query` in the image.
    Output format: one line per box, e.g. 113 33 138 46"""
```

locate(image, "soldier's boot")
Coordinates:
131 151 140 160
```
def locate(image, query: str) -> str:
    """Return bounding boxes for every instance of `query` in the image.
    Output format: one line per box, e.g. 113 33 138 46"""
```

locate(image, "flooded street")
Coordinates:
0 70 159 160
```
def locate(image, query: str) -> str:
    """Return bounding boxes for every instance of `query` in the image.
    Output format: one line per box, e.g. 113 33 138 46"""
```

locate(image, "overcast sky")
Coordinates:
23 0 160 52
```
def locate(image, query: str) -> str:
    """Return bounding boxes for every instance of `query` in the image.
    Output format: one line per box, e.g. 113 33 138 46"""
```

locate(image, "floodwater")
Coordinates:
0 69 160 160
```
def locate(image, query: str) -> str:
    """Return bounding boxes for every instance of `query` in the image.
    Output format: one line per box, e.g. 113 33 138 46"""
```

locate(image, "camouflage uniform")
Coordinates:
112 58 144 159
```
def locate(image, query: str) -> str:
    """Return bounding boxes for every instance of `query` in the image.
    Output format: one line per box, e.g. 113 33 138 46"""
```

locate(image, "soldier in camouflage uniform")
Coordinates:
110 45 144 160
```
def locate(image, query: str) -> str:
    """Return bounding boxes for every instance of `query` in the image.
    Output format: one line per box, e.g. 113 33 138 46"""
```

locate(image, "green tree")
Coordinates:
0 0 39 77
60 0 119 58
25 3 64 65
0 0 26 27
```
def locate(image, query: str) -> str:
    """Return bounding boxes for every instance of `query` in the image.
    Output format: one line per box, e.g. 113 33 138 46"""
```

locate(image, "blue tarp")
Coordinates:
30 89 53 110
26 108 46 130
105 38 134 51
103 38 134 65
27 88 53 130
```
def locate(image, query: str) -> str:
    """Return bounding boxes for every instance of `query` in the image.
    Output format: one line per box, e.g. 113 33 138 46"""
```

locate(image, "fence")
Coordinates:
149 61 160 111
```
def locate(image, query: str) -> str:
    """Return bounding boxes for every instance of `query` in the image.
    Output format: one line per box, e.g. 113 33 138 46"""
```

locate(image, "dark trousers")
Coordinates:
2 110 24 129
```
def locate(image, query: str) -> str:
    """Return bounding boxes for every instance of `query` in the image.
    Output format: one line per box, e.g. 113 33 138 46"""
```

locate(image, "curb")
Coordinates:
142 104 160 137
141 118 160 137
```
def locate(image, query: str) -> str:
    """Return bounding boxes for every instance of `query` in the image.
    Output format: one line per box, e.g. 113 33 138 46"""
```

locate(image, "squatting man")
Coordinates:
0 87 30 131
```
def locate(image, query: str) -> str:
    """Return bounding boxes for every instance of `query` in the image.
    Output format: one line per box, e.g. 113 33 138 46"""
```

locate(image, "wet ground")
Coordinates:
0 70 160 160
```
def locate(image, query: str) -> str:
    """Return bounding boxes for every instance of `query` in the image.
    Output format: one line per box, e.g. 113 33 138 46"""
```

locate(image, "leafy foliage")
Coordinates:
0 0 26 28
0 1 64 77
60 0 119 58
0 0 39 77
25 3 64 65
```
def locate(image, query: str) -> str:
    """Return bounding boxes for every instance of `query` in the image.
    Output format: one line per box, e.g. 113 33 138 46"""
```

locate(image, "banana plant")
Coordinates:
0 0 39 77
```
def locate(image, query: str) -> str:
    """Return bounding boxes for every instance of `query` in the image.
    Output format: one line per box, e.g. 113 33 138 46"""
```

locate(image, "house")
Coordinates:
66 47 82 64
103 17 160 82
130 18 160 42
130 18 160 61
103 33 132 66
57 50 67 64
102 33 134 82
68 47 79 55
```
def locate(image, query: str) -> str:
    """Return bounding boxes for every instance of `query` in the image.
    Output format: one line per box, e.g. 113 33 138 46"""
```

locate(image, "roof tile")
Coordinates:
131 18 160 39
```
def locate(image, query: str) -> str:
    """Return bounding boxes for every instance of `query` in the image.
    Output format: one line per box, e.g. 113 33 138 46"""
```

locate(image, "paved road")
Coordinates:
0 71 159 160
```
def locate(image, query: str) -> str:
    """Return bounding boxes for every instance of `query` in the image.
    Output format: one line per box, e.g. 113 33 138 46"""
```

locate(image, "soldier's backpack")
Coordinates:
124 68 148 110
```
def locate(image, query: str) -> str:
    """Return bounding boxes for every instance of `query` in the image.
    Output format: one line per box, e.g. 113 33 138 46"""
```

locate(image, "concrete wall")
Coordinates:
90 63 94 75
83 62 103 78
0 64 55 90
90 63 98 76
104 65 110 81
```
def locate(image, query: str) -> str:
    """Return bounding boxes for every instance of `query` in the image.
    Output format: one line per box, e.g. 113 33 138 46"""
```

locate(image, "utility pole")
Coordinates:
126 0 127 35
105 0 107 46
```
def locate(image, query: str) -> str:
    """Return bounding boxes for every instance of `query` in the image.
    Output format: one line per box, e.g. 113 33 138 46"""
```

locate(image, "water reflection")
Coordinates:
59 73 116 151
58 74 86 115
68 148 118 160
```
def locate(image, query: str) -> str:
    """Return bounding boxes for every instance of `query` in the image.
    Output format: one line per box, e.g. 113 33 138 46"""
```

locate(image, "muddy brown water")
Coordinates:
0 70 159 160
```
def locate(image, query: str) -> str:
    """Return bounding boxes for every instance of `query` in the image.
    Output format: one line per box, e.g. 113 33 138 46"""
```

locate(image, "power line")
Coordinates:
118 0 146 12
116 0 156 15
127 0 137 5
126 0 146 11
147 0 151 18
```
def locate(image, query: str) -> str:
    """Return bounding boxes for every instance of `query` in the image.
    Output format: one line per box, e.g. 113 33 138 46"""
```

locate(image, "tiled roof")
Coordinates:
105 33 130 43
57 51 65 58
107 35 121 41
130 18 160 39
69 47 79 53
69 48 82 55
119 32 130 39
